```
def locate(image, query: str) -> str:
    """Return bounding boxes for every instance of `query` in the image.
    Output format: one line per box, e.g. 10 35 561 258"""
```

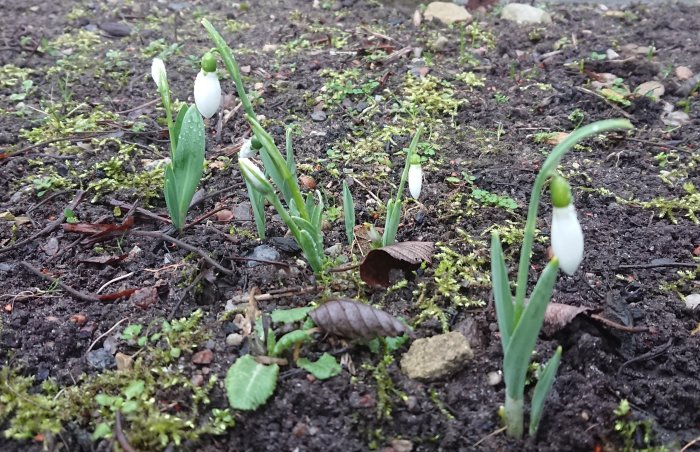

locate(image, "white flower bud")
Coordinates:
194 70 221 118
551 204 584 275
239 158 272 195
408 163 422 199
151 58 167 90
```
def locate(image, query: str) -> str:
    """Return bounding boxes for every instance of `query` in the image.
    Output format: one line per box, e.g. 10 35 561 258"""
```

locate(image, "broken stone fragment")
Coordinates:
400 331 473 381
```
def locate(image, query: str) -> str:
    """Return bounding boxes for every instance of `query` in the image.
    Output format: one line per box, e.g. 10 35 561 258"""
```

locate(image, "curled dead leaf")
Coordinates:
542 303 595 336
310 299 406 340
360 241 434 287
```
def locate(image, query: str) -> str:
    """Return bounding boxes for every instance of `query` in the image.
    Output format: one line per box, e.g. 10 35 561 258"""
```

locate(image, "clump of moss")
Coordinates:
398 74 464 120
0 310 234 450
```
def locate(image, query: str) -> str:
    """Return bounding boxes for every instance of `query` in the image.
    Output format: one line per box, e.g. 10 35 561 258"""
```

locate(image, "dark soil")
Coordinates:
1 0 699 451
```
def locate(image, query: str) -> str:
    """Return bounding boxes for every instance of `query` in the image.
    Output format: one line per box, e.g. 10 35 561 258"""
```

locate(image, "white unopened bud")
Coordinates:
194 70 221 118
239 138 256 158
239 158 272 195
151 58 167 90
551 204 584 275
408 162 422 199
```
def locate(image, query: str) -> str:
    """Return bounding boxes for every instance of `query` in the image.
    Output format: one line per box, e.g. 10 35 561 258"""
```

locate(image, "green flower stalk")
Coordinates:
491 119 633 438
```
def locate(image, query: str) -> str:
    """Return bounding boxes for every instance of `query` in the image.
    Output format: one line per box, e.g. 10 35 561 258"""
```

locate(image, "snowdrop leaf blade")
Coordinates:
343 181 355 246
529 346 562 437
245 180 266 239
163 165 181 230
171 104 205 229
503 258 558 399
172 105 188 152
491 232 514 352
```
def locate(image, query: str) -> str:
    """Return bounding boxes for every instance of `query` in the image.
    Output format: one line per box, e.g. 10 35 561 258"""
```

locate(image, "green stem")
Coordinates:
158 81 176 156
201 18 255 118
395 126 423 203
512 119 632 319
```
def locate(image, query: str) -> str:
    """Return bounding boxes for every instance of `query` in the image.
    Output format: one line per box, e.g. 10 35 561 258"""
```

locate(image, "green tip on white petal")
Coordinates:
551 204 584 275
550 175 572 208
151 58 167 89
194 71 221 118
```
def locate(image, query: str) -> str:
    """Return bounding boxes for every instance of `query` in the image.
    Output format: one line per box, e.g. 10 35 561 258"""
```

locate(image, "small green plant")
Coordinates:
491 119 633 438
151 58 207 232
613 399 669 452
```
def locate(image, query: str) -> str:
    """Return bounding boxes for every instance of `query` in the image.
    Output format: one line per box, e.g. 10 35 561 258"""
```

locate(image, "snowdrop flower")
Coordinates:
239 138 256 158
239 158 272 195
151 58 167 91
408 154 422 199
194 52 221 118
550 176 584 275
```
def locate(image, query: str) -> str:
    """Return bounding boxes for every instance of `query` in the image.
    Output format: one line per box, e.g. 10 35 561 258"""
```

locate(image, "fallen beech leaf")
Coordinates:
79 254 128 266
310 299 406 339
542 302 596 336
360 241 434 287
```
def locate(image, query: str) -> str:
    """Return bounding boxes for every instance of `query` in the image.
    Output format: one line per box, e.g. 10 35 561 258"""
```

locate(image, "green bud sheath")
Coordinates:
251 136 262 150
550 175 572 208
201 52 217 73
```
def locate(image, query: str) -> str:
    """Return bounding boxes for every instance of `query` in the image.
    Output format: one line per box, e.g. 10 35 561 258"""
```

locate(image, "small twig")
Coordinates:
86 317 129 354
108 198 171 224
617 338 674 378
227 285 321 304
27 190 70 214
574 86 635 120
20 261 100 302
96 272 135 294
616 262 698 270
680 435 700 452
623 136 694 155
329 262 360 273
183 207 226 230
131 230 234 275
115 98 158 115
114 411 136 452
0 190 85 254
590 314 650 333
473 426 507 447
351 176 383 205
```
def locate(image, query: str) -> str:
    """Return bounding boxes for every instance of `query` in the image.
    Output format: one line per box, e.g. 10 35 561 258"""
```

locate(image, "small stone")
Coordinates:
115 352 133 371
191 374 205 386
325 243 343 257
675 66 693 80
99 22 131 37
226 333 244 347
424 2 472 25
390 439 414 452
487 371 502 386
247 245 281 267
635 81 664 101
86 348 115 370
400 332 473 381
192 348 214 365
606 49 620 60
262 44 279 53
685 294 700 310
581 410 590 421
501 3 552 24
233 202 253 222
661 110 690 127
311 106 327 122
431 35 449 52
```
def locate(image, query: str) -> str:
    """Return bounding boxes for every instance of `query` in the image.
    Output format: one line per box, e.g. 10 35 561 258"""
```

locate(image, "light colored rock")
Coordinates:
635 80 664 100
400 332 473 381
685 293 700 310
606 48 620 60
431 35 449 52
424 2 472 25
226 333 245 347
501 3 552 24
487 371 502 386
262 44 279 53
675 66 693 80
662 110 690 127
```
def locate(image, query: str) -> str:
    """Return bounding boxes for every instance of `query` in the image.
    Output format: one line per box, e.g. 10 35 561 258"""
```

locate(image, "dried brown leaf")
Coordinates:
542 302 596 336
79 254 128 266
360 241 434 287
310 299 406 340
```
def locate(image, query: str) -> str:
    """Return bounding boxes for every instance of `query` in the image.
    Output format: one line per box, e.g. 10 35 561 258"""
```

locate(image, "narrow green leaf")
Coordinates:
123 380 145 400
292 215 323 252
343 181 355 246
225 355 279 410
529 346 562 436
285 127 297 179
503 258 559 399
172 105 188 151
245 180 266 239
297 353 342 380
270 307 312 324
491 232 514 353
298 229 324 273
163 166 181 230
382 199 401 246
272 330 310 356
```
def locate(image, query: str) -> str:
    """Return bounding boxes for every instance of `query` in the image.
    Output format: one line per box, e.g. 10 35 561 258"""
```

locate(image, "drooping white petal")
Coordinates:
551 204 584 275
194 70 221 118
151 58 167 90
408 163 423 199
239 138 256 158
239 158 272 195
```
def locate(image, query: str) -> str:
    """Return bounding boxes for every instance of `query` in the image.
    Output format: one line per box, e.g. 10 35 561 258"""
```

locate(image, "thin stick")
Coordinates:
115 98 158 114
96 272 135 294
0 190 85 254
617 338 674 378
131 230 234 275
680 435 700 452
623 136 694 155
574 86 635 120
114 411 136 452
86 317 129 354
20 261 100 302
108 198 171 224
473 426 507 447
590 314 650 333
